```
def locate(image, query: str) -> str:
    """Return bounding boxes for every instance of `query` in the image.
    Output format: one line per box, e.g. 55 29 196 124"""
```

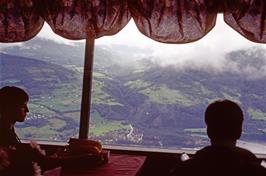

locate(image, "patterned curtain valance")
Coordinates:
224 0 266 44
129 0 218 43
0 0 44 42
0 0 265 43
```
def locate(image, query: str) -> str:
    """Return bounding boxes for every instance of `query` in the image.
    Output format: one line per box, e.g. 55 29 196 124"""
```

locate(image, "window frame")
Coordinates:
79 38 95 139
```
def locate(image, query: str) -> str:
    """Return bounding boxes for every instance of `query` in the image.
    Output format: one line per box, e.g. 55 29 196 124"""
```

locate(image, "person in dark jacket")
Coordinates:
171 99 266 176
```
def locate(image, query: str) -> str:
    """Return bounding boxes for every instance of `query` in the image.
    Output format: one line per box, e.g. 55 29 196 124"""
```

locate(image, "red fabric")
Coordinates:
129 0 218 43
0 0 44 42
0 0 265 43
224 0 266 43
39 0 131 40
61 154 146 176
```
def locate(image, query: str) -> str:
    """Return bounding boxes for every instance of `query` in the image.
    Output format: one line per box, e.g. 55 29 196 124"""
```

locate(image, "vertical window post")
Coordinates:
79 38 95 139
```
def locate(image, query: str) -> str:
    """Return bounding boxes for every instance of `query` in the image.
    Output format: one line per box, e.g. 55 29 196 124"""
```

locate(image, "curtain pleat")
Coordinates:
0 0 44 42
39 0 131 40
224 0 266 43
0 0 265 43
128 0 218 43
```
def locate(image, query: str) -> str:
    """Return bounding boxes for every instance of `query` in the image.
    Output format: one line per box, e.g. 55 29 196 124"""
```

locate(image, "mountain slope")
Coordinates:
0 53 78 96
0 39 265 149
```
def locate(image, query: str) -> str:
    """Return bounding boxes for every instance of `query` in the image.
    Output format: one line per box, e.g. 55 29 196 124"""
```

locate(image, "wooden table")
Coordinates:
59 154 146 176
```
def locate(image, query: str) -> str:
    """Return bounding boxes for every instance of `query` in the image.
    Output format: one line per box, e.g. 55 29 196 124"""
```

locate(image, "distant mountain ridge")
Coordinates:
0 38 85 66
0 52 77 96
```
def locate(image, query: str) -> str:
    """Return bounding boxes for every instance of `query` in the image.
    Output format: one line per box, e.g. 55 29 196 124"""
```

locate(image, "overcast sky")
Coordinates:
0 14 256 68
38 15 262 48
38 15 264 61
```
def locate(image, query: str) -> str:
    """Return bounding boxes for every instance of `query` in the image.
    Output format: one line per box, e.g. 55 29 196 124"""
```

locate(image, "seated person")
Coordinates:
0 86 58 175
0 86 29 147
0 86 107 175
171 100 266 176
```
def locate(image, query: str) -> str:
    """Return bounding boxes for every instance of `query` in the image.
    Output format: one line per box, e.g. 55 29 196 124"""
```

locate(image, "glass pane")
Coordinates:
91 15 266 154
0 23 84 142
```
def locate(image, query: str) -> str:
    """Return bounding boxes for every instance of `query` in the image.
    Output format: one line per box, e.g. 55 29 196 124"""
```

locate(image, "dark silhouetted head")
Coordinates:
0 86 29 122
205 100 243 142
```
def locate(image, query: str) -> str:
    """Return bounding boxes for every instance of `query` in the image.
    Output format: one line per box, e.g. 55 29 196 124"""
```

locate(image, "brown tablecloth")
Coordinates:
61 154 146 176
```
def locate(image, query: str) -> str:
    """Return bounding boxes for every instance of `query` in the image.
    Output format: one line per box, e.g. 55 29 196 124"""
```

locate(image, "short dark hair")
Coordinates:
205 100 243 141
0 86 29 113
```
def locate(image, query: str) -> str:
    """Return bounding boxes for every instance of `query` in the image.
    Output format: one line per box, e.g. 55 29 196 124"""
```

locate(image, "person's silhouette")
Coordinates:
0 86 29 147
0 86 62 175
171 99 266 176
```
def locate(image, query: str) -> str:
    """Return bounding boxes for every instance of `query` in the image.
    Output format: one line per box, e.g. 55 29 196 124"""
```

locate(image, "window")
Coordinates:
90 16 266 154
0 15 265 154
0 25 84 141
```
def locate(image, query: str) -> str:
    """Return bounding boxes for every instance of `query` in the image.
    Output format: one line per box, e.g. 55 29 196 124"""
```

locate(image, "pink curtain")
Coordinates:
0 0 265 43
224 0 266 43
0 0 44 42
39 0 131 40
129 0 218 43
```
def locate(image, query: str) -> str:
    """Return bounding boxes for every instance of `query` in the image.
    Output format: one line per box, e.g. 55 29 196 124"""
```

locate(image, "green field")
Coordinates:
125 79 151 89
184 128 206 134
37 84 82 112
17 125 58 140
63 111 80 123
89 112 131 136
92 79 122 106
29 103 56 118
140 85 193 106
222 92 241 105
48 119 66 129
184 128 208 138
93 72 112 80
248 108 266 121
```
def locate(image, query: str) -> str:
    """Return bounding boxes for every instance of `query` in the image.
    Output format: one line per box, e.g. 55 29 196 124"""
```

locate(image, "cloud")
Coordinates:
1 14 264 74
22 15 265 62
150 15 263 67
95 15 264 72
107 15 265 79
37 23 83 45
